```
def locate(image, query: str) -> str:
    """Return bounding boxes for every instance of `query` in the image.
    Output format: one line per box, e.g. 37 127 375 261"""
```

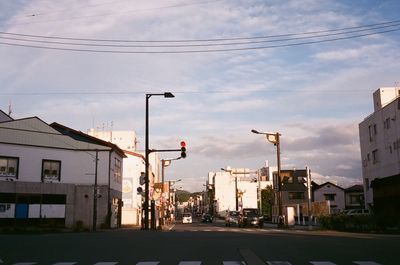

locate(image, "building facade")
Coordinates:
0 116 124 229
359 87 400 209
313 182 345 214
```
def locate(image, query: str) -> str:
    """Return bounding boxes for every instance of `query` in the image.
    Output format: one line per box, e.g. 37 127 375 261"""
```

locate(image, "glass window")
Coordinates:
42 160 61 181
288 192 304 200
0 156 19 178
324 194 336 201
372 149 379 164
114 158 122 183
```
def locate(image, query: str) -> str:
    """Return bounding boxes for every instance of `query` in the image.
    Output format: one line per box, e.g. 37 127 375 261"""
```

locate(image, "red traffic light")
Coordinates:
180 141 186 147
180 141 187 158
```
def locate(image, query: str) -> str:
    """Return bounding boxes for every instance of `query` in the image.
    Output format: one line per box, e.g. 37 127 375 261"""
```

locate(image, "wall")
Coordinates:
314 184 345 213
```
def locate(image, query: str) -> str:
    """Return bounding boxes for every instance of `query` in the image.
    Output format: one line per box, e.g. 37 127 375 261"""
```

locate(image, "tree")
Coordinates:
261 186 274 221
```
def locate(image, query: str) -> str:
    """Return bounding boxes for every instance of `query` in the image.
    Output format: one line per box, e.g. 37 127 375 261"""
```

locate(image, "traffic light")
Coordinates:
180 141 187 158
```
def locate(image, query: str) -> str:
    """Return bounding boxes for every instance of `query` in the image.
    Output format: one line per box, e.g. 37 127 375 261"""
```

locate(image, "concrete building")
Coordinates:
0 116 125 229
313 182 345 214
359 87 400 209
87 128 161 226
207 166 273 217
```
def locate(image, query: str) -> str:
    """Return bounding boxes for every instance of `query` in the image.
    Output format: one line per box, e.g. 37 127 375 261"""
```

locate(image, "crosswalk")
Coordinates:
3 260 383 265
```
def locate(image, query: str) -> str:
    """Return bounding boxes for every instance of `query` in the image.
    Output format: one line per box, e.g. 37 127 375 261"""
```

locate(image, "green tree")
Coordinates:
261 186 274 221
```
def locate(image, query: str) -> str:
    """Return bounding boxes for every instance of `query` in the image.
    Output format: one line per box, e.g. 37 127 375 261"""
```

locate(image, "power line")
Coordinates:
1 19 400 43
1 23 400 48
0 27 399 54
5 0 224 26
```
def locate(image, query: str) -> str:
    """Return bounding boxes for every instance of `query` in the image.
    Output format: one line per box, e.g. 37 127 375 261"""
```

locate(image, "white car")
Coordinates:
182 213 192 224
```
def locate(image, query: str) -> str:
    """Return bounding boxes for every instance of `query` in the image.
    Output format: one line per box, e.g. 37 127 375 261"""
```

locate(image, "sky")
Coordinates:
1 0 400 192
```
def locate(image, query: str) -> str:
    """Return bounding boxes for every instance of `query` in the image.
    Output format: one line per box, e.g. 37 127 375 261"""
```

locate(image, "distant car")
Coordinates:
182 213 193 224
346 209 370 216
238 208 263 228
201 213 213 223
225 211 239 226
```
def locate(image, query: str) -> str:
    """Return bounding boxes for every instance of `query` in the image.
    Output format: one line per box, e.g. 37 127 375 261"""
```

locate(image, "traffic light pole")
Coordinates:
144 94 150 230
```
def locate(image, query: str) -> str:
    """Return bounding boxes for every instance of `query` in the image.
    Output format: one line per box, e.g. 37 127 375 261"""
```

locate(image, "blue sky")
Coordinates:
1 0 400 191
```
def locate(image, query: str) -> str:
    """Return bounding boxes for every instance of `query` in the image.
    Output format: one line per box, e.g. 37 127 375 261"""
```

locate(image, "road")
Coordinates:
0 219 399 265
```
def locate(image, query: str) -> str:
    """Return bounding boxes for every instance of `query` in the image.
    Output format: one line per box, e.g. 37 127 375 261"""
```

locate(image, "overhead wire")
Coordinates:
1 19 399 43
1 22 399 48
0 27 399 54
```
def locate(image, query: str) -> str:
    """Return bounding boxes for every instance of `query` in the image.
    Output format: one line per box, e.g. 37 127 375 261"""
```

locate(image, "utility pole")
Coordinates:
276 133 283 227
306 166 312 230
235 175 238 211
93 150 98 232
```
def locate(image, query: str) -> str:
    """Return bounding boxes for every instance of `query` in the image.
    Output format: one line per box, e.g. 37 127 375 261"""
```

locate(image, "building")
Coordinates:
87 128 161 226
359 87 400 209
313 182 345 214
207 167 273 217
0 116 125 229
344 184 364 210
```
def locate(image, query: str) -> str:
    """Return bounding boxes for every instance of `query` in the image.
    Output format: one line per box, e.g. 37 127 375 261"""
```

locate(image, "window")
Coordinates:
324 193 336 201
365 178 370 191
384 118 391 130
288 192 305 200
42 160 61 182
114 158 122 183
0 156 19 178
349 194 362 205
368 124 377 142
372 149 379 164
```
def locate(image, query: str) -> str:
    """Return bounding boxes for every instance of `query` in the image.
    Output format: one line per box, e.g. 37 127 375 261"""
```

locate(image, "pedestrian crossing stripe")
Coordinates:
3 260 383 265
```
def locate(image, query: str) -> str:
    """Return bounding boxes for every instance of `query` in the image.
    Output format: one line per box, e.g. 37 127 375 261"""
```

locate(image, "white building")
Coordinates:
87 128 161 226
0 116 125 229
359 87 400 208
313 182 345 214
208 166 273 217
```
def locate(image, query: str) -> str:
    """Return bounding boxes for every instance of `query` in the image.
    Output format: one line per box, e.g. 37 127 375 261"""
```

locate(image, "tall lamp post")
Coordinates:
144 92 174 230
251 129 283 227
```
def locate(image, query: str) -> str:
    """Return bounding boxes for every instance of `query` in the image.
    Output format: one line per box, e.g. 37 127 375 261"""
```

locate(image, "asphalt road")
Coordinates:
0 219 399 265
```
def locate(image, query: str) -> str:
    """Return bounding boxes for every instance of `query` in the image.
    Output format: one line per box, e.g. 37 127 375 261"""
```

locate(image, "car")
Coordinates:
201 213 213 223
182 213 193 224
238 208 263 228
225 211 239 226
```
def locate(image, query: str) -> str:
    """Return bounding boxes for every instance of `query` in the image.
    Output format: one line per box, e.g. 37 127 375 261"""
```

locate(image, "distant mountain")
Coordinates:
175 190 202 203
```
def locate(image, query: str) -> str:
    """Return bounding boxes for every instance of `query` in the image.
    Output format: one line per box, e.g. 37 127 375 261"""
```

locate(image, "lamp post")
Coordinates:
251 129 283 227
144 92 174 230
168 179 181 221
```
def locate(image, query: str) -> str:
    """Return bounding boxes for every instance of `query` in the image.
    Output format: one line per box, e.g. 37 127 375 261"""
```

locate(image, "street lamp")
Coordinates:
144 92 175 230
251 129 283 227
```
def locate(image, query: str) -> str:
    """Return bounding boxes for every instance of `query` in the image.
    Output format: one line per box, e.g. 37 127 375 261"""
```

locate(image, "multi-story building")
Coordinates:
87 128 161 226
359 87 400 209
207 166 273 217
313 182 345 214
0 115 125 229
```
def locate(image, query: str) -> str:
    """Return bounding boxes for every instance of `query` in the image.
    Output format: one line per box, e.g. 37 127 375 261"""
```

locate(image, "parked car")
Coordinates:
238 208 263 228
201 213 213 223
225 211 240 226
182 213 193 224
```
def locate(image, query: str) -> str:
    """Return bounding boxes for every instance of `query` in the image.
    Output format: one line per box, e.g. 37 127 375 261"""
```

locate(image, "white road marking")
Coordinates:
266 262 292 265
310 261 336 265
12 263 37 265
53 263 77 265
223 262 245 265
353 261 381 265
178 262 202 265
136 262 160 265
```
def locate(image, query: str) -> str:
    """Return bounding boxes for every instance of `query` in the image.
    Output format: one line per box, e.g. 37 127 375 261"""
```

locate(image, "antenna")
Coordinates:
8 100 12 116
